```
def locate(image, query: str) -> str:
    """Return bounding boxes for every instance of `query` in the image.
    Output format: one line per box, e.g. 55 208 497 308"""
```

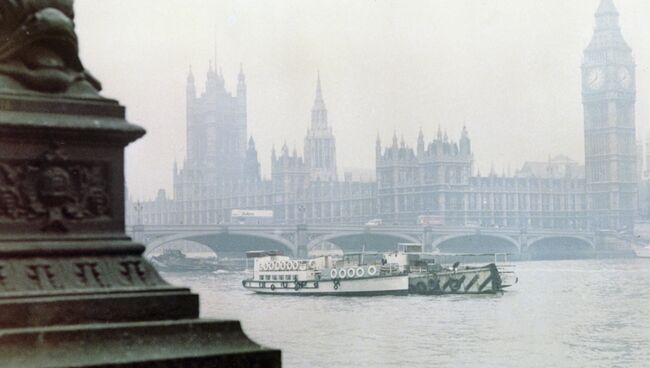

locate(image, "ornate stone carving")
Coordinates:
0 264 6 287
0 144 111 231
280 232 295 243
0 0 101 93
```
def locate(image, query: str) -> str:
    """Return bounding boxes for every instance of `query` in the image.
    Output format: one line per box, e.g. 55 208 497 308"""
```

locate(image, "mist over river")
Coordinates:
164 259 650 368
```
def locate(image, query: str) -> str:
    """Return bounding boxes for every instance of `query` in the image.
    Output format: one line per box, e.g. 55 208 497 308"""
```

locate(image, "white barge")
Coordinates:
242 251 408 296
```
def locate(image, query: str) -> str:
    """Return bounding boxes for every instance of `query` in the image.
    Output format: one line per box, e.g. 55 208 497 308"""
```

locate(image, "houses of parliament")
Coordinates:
129 0 645 232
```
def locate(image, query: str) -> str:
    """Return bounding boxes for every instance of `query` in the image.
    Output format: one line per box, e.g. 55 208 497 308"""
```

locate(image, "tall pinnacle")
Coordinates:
596 0 618 16
314 71 325 108
587 0 629 52
311 71 327 129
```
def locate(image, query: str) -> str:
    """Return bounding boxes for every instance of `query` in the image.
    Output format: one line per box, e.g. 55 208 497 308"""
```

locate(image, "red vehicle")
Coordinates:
417 215 444 226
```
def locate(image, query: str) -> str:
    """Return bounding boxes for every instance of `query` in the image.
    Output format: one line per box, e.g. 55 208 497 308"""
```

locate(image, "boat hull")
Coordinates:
408 263 503 295
243 274 409 296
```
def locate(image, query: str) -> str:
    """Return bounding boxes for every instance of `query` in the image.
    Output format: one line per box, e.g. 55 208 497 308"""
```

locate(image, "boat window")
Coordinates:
272 275 277 281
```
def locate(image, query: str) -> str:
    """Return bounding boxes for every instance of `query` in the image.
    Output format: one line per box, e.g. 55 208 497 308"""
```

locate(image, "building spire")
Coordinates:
186 64 195 98
310 71 327 130
314 71 324 107
596 0 618 16
214 39 218 70
586 0 629 54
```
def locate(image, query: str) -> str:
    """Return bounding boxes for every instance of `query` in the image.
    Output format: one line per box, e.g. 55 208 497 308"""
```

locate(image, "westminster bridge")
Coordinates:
127 224 600 259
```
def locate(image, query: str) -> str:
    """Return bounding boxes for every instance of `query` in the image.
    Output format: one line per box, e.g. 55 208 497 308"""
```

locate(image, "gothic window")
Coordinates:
620 193 634 209
518 194 527 210
591 105 607 128
617 103 631 126
593 193 609 210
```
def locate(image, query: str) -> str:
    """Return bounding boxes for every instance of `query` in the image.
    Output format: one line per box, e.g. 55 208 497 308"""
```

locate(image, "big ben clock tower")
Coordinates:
583 0 637 230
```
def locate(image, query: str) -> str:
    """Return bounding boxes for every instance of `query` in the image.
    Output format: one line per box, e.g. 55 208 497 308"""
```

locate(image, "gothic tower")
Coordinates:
183 60 248 183
582 0 636 230
244 136 261 181
304 73 338 181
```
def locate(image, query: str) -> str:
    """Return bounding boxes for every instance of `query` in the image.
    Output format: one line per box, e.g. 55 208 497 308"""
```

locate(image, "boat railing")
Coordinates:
380 263 402 275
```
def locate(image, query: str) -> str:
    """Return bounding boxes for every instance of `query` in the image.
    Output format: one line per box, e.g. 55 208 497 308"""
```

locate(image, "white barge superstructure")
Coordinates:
242 251 408 296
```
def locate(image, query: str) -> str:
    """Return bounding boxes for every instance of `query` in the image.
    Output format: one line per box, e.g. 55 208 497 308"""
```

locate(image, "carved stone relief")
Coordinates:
0 144 111 232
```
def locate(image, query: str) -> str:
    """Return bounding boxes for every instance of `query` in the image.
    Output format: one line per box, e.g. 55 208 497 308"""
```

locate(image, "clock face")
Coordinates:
587 68 605 91
617 67 631 89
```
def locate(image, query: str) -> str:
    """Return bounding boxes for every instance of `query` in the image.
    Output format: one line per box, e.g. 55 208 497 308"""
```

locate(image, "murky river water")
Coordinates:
164 259 650 368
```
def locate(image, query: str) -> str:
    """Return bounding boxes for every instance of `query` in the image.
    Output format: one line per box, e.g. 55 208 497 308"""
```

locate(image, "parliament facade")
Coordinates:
129 0 639 232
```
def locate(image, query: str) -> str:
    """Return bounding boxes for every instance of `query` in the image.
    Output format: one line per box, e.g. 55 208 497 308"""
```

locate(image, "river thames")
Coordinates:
164 259 650 368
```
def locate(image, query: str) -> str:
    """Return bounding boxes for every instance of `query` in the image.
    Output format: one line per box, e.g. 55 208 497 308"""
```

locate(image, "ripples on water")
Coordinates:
164 259 650 368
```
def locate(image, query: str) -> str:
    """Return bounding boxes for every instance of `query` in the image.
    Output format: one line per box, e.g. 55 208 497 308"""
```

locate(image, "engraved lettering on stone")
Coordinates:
26 264 60 290
0 264 6 287
74 262 106 288
0 145 111 231
119 260 147 285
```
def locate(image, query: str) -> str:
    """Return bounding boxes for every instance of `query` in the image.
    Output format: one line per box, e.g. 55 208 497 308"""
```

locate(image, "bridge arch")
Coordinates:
306 232 421 253
144 231 297 257
526 236 594 259
432 233 521 254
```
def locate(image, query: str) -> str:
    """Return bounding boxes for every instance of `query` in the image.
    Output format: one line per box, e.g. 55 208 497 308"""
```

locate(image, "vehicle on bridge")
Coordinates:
386 244 516 294
231 209 274 225
417 215 444 226
241 251 408 296
365 218 383 226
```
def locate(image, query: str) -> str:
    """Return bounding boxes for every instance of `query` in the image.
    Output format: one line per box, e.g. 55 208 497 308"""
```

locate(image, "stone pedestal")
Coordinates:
0 1 279 366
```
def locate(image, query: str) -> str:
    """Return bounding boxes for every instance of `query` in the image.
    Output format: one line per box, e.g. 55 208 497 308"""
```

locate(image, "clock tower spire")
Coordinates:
582 0 636 230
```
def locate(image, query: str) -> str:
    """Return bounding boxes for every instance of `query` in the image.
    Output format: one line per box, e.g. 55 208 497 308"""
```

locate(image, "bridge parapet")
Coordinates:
128 224 595 257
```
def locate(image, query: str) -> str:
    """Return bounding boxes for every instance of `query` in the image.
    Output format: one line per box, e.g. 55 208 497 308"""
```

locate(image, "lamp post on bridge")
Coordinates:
134 200 144 225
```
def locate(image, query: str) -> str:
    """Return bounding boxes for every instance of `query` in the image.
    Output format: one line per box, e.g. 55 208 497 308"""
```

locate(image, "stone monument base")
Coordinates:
0 319 280 367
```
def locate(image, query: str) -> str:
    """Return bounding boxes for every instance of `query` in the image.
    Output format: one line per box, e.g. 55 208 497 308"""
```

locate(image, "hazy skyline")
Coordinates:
75 0 650 199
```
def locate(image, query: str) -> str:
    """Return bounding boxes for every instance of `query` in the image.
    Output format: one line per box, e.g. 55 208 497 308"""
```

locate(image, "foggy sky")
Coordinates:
74 0 650 199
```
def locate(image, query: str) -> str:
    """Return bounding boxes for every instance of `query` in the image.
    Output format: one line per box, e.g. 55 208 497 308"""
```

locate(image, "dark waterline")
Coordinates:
164 259 650 368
